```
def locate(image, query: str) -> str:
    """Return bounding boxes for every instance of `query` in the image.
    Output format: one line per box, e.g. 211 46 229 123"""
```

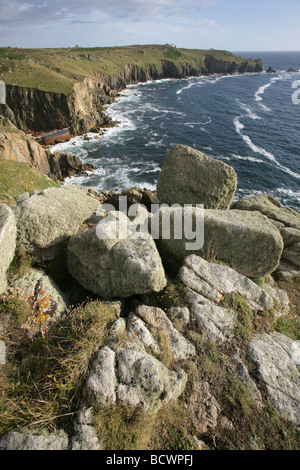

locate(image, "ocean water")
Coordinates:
51 51 300 211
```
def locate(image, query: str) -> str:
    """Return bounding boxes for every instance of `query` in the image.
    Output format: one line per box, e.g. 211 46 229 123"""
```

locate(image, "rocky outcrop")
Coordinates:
204 55 263 74
247 332 300 425
179 255 274 311
0 204 17 295
157 145 237 210
83 340 187 413
4 50 263 136
154 206 284 278
0 128 52 175
15 185 100 260
135 305 196 361
5 85 70 132
7 268 69 337
232 194 300 279
67 214 167 299
0 128 96 183
48 151 96 181
0 430 69 451
177 254 284 344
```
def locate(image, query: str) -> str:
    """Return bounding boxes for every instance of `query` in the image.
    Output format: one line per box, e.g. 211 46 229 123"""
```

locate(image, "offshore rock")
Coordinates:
0 204 17 295
157 145 237 209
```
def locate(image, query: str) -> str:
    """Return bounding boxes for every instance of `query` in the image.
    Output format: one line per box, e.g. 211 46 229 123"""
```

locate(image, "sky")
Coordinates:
0 0 299 51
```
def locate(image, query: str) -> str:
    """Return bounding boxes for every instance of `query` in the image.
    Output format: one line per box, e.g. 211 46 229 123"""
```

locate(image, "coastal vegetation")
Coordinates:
0 45 262 95
0 46 299 451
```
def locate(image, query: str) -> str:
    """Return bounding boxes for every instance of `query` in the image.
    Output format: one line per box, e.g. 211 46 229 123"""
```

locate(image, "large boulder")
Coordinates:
0 204 17 295
153 206 284 278
232 194 300 277
232 194 300 230
8 268 69 337
48 152 97 182
247 333 300 425
157 145 237 209
83 343 187 414
15 185 100 260
179 255 274 311
67 213 167 299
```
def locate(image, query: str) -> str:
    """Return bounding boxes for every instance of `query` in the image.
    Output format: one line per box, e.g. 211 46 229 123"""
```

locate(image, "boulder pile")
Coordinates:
0 144 299 450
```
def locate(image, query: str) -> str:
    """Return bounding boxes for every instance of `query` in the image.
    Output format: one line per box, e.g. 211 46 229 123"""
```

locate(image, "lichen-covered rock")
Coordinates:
232 194 300 230
157 144 237 209
275 261 300 281
231 352 262 405
116 345 187 412
14 184 100 260
247 332 300 425
8 268 69 336
0 204 17 295
191 301 236 344
0 430 69 450
154 206 283 278
67 223 166 299
282 242 300 267
71 408 102 450
280 227 300 247
127 313 161 355
84 346 117 408
0 340 6 364
179 255 274 311
187 382 220 434
135 305 196 360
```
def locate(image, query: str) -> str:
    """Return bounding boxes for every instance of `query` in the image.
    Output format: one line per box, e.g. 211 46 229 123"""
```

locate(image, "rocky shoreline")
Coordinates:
0 143 299 450
1 46 263 137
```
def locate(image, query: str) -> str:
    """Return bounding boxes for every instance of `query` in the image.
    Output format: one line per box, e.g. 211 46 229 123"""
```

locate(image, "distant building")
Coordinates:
166 43 177 48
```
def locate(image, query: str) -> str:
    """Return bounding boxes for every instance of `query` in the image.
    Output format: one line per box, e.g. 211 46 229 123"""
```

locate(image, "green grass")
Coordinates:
0 300 118 435
0 159 59 205
0 45 262 95
222 292 254 344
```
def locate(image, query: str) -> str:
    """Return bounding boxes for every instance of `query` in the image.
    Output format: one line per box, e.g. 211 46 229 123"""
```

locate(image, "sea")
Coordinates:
51 51 300 211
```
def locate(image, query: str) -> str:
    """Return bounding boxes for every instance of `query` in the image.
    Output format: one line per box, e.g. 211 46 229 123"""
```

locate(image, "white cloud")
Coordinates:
0 0 219 25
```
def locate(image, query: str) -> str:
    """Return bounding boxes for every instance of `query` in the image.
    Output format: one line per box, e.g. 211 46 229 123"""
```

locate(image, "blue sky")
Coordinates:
0 0 299 51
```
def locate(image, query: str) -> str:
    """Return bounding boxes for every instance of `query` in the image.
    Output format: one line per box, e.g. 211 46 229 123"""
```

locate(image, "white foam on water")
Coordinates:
254 73 290 111
236 100 261 120
223 153 265 164
234 116 300 180
176 73 243 96
276 187 300 200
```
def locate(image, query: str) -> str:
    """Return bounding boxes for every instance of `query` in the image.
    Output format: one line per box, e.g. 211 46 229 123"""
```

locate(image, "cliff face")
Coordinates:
0 128 52 174
204 55 263 74
4 51 263 136
6 85 70 131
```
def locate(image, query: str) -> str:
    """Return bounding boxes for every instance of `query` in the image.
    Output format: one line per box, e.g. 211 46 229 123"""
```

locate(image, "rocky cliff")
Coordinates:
0 145 299 451
1 45 263 135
